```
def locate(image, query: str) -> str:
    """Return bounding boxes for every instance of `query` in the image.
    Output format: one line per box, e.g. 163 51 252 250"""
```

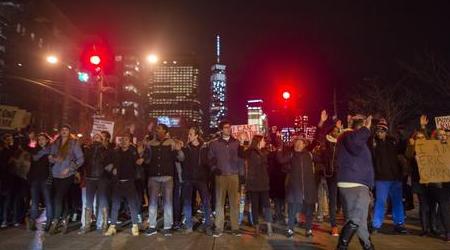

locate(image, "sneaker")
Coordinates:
213 230 223 238
131 224 139 236
305 229 313 238
183 227 193 234
232 229 242 237
144 227 157 236
13 223 21 227
0 222 7 228
394 225 408 234
287 229 294 238
104 225 117 236
331 226 339 237
163 229 172 237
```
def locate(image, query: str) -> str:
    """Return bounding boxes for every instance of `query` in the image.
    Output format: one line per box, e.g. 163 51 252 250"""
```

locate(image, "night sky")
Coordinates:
53 0 450 125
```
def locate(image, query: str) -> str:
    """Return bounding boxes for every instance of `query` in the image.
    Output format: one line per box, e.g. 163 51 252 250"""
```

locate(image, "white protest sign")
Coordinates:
92 119 114 139
435 116 450 131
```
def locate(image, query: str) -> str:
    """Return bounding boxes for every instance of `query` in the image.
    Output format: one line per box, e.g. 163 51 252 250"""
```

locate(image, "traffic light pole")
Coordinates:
97 69 104 115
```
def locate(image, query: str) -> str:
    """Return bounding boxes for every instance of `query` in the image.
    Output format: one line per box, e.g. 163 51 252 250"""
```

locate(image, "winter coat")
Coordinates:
278 150 317 204
245 149 270 192
84 142 111 179
49 138 84 179
181 142 210 182
28 146 50 182
336 127 374 188
268 150 285 199
372 136 403 181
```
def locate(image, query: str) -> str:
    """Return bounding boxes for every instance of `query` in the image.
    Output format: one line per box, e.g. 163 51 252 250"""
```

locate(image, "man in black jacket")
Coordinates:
181 127 212 235
371 120 408 234
104 134 143 237
79 133 111 234
144 124 184 237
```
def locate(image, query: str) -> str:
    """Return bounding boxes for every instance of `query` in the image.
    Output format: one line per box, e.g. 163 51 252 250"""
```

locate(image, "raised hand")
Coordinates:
420 115 429 128
364 115 373 129
320 110 328 123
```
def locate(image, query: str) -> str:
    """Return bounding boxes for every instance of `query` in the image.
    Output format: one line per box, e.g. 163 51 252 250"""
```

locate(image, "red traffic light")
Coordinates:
90 55 101 65
282 91 291 100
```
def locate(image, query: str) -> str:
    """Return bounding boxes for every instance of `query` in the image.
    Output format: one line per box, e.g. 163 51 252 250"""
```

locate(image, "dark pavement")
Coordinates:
0 210 449 250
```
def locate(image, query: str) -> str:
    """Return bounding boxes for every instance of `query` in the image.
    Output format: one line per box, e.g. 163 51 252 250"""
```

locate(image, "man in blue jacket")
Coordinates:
208 121 245 237
336 115 374 250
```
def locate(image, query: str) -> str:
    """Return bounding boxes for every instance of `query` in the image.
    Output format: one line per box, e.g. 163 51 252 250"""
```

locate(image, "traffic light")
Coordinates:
80 40 113 73
90 55 101 66
78 72 89 83
282 91 291 100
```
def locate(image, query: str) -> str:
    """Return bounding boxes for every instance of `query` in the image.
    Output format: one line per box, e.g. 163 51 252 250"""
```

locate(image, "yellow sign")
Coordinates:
415 140 450 184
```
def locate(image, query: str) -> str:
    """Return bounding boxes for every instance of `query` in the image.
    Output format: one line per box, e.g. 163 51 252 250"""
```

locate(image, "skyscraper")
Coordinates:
116 54 143 118
146 57 202 127
209 35 227 129
247 99 267 134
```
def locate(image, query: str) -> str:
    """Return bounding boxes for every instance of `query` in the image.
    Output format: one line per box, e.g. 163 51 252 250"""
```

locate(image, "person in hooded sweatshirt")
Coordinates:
335 115 374 250
48 124 84 235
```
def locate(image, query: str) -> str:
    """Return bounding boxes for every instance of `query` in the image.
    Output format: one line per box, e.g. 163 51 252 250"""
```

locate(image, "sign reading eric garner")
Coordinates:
415 140 450 184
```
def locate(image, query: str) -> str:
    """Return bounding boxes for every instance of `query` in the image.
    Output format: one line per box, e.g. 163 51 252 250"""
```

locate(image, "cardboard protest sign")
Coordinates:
0 105 31 130
231 124 260 142
415 140 450 184
91 119 114 140
435 116 450 131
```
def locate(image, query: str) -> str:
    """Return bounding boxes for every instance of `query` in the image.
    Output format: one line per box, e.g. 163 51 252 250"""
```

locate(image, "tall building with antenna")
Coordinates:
209 35 228 129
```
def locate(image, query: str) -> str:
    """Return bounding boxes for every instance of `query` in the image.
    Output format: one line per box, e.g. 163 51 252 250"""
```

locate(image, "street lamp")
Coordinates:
146 54 158 64
46 55 58 64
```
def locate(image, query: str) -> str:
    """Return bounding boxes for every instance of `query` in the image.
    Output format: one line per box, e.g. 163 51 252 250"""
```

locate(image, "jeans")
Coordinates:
273 198 285 221
215 175 240 232
339 186 371 247
428 185 450 234
148 176 173 229
85 178 109 227
372 180 405 228
30 180 52 221
110 180 139 225
53 176 74 220
326 175 338 227
182 180 211 229
248 191 272 225
287 202 314 230
173 177 183 225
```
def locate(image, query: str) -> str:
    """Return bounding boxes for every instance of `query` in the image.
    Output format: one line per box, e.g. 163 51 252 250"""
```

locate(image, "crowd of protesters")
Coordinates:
0 112 449 249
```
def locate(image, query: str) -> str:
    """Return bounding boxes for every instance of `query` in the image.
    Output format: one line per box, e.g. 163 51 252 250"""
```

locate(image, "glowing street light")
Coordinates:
146 54 158 64
46 55 58 64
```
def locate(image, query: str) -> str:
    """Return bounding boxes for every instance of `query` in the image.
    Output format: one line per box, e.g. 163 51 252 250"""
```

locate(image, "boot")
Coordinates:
255 224 260 237
131 224 139 236
359 238 375 250
267 223 273 237
61 216 70 234
101 208 108 233
48 219 59 235
79 208 92 234
336 220 359 250
104 225 117 236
